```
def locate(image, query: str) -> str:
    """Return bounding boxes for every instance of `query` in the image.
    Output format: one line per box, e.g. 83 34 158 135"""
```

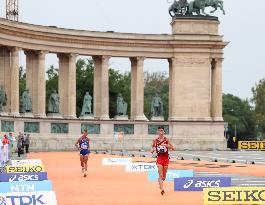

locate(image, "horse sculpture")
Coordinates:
187 0 225 15
169 0 225 17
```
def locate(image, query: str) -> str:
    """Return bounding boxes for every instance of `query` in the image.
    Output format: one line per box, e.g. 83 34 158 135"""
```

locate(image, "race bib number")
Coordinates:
81 144 88 149
157 145 167 154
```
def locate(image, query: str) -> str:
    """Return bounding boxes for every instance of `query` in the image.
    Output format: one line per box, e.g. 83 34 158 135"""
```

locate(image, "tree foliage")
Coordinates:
252 79 265 138
144 72 169 120
223 93 255 140
19 66 26 97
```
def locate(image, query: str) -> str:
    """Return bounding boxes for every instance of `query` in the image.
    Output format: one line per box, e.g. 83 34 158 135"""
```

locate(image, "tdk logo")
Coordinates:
0 196 6 205
2 195 44 205
126 163 157 172
132 164 156 170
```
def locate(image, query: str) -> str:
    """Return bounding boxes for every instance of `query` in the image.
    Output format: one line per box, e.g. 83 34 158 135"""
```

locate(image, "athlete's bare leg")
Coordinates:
162 166 168 181
83 155 88 177
157 164 165 194
80 155 85 173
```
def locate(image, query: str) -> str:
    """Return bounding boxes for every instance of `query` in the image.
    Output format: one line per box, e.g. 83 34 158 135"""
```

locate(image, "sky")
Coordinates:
1 0 265 100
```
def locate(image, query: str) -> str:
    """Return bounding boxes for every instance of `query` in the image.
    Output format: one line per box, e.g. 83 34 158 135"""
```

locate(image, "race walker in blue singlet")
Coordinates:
75 131 90 177
79 137 90 156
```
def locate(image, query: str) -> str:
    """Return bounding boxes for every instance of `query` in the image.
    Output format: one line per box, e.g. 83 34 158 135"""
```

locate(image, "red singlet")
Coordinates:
154 137 169 167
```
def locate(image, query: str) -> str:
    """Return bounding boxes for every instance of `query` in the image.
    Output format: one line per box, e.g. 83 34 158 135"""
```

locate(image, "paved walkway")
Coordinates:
27 152 265 205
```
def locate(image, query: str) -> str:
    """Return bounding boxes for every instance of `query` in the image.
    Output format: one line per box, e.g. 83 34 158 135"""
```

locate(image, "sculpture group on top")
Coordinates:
169 0 225 17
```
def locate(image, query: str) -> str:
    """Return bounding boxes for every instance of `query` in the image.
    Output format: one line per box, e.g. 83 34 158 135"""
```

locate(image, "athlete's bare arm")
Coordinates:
75 138 81 150
167 139 175 150
151 139 156 154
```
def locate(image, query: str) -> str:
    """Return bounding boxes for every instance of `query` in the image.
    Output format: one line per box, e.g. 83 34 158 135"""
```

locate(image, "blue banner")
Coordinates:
0 172 48 182
0 180 52 193
174 177 231 191
148 170 193 181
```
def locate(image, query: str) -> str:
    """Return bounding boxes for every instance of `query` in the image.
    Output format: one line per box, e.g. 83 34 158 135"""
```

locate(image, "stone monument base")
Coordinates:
0 116 226 151
47 113 63 119
151 116 164 121
20 112 34 118
114 115 128 120
79 114 94 120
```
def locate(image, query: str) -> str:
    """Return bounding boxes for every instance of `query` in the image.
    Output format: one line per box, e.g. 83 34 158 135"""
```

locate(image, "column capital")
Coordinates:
69 53 78 59
129 56 145 63
211 57 224 62
168 57 177 64
92 55 111 62
10 47 21 53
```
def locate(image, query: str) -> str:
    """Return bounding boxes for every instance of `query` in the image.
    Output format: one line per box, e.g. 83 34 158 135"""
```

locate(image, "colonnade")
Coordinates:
0 46 223 121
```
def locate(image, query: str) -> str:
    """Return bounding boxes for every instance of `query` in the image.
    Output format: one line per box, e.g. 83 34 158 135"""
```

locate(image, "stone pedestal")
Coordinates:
20 112 34 118
0 112 9 116
151 116 164 121
114 115 128 121
79 114 94 120
171 16 219 35
47 113 63 119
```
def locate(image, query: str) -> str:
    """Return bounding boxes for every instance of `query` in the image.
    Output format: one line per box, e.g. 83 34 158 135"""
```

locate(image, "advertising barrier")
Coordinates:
0 191 57 205
11 160 42 166
238 141 265 150
148 170 193 182
6 165 44 173
0 172 48 182
0 144 9 166
126 163 157 172
174 177 231 191
102 158 132 165
0 180 52 193
203 187 265 205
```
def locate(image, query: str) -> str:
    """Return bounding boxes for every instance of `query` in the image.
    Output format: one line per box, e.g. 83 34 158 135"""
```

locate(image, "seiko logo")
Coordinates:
7 166 43 173
184 180 220 189
208 190 265 202
132 165 156 170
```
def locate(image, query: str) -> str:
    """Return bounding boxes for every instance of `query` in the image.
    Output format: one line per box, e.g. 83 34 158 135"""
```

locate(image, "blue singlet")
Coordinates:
79 137 90 156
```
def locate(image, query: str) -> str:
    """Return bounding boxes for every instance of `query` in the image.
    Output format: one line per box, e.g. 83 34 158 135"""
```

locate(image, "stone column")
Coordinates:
130 57 147 121
93 55 110 120
25 51 34 98
10 48 20 116
0 47 11 113
36 51 47 117
58 53 77 118
168 58 177 120
25 51 47 117
211 58 223 121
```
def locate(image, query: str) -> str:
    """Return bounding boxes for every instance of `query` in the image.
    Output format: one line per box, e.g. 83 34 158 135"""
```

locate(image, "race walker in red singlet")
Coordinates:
154 137 169 167
151 126 174 195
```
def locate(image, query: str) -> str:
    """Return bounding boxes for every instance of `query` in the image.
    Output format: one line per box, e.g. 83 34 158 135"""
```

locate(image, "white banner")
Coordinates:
11 159 42 166
0 143 4 166
1 144 9 165
0 191 57 205
126 163 157 172
102 158 132 165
